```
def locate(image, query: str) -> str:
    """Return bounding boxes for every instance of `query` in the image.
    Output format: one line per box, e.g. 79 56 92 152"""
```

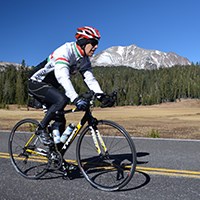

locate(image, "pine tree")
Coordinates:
15 66 24 105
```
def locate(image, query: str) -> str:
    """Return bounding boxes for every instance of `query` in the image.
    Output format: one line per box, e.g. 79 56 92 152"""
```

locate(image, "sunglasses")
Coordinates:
89 39 98 47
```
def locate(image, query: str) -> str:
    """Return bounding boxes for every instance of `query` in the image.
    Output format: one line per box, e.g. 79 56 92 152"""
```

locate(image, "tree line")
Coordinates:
0 61 28 108
0 61 200 108
92 64 200 106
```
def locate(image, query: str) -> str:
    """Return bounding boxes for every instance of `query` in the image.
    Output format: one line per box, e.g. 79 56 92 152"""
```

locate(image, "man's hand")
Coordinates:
98 92 117 108
74 97 89 111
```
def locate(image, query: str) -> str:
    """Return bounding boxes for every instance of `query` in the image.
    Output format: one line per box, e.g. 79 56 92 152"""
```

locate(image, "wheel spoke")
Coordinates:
77 120 136 191
8 119 49 179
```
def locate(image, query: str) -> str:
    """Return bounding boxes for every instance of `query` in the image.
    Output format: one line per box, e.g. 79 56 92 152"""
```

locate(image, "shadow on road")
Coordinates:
117 151 151 192
39 151 151 192
39 166 83 180
137 152 150 164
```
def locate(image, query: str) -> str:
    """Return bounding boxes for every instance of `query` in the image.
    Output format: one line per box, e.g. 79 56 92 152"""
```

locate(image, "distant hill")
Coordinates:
0 62 21 71
91 44 191 69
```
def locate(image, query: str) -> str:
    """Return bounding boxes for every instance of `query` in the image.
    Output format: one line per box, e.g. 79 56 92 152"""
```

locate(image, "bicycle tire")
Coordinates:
76 120 137 191
8 118 50 179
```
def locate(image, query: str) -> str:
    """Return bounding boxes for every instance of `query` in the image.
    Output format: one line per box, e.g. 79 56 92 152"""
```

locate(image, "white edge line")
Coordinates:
1 129 200 142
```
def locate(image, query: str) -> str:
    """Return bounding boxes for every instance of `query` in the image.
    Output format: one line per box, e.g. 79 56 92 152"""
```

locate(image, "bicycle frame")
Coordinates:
59 107 107 156
24 106 108 158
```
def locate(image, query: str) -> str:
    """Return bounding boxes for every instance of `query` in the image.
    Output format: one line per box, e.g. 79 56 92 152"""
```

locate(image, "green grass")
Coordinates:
148 129 160 138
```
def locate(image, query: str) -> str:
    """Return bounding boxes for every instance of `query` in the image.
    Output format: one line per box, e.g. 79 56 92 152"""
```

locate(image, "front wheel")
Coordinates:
76 120 137 191
8 119 50 179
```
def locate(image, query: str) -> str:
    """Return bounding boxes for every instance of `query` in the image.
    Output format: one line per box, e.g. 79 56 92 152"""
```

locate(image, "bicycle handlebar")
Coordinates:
56 90 117 115
81 90 117 101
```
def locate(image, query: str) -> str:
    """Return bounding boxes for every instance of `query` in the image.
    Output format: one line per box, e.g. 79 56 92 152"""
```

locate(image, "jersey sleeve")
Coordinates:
77 57 103 94
82 70 103 94
54 60 78 102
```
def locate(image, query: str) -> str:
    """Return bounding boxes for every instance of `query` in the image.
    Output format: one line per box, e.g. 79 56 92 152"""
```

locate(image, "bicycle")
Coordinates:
8 91 137 191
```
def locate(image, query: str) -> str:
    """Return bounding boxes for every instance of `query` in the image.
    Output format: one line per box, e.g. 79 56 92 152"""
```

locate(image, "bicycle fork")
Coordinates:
89 126 107 155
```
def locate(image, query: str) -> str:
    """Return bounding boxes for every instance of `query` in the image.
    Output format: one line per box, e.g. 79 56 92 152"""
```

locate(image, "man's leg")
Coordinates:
28 81 68 145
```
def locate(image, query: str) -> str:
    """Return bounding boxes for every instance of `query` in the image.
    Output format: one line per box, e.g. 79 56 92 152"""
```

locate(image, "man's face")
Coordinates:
84 40 98 57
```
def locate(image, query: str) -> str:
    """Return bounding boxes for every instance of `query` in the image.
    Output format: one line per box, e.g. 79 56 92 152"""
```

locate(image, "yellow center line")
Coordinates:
136 166 200 179
137 166 200 175
1 152 200 179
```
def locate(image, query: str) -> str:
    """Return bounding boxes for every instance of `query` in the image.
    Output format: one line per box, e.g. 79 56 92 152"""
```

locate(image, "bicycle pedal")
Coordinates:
68 164 77 171
62 172 74 180
62 174 71 180
61 168 72 180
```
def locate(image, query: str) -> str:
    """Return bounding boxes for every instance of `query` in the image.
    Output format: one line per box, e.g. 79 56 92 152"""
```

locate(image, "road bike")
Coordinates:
8 91 137 191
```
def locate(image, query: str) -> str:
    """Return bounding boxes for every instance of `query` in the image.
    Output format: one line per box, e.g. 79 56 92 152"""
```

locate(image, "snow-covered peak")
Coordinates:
91 44 191 69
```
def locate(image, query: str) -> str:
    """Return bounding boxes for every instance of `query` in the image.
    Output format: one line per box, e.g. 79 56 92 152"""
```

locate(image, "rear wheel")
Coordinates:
77 120 137 191
8 119 50 179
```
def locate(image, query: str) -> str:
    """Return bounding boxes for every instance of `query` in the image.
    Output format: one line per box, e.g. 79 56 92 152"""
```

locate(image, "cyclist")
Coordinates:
28 26 114 146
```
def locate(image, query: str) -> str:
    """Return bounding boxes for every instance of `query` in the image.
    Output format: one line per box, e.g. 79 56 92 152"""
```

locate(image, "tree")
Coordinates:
15 66 24 105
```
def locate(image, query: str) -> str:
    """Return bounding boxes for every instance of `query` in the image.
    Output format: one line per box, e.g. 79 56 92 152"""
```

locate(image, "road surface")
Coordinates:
0 131 200 200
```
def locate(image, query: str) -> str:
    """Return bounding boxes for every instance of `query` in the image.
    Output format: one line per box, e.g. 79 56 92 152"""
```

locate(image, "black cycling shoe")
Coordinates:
37 129 53 146
60 160 78 180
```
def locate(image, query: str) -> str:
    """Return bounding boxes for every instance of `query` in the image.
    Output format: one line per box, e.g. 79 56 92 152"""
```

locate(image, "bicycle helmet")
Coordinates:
75 26 101 41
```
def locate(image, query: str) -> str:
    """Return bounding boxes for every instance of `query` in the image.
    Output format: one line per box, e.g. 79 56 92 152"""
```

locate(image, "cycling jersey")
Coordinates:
30 42 103 102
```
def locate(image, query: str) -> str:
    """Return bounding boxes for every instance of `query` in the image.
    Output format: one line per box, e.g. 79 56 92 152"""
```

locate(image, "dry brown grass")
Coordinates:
1 99 200 139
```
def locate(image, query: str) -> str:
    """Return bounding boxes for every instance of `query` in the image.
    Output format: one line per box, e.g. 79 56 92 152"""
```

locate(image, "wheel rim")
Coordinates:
9 119 49 179
77 120 136 191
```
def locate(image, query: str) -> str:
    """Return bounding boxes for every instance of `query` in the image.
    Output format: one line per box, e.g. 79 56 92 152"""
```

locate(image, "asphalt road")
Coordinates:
0 131 200 200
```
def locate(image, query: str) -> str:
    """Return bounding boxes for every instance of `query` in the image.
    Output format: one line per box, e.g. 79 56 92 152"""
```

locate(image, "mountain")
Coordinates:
91 44 191 69
0 62 21 71
1 44 191 71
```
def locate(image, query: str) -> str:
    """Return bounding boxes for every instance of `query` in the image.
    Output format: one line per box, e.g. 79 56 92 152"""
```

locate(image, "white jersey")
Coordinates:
30 42 103 102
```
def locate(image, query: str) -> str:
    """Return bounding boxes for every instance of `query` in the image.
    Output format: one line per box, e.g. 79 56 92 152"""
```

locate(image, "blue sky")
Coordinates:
0 0 199 66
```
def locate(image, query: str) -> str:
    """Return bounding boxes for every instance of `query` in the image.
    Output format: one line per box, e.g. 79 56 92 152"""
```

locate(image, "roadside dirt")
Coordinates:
1 99 200 139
